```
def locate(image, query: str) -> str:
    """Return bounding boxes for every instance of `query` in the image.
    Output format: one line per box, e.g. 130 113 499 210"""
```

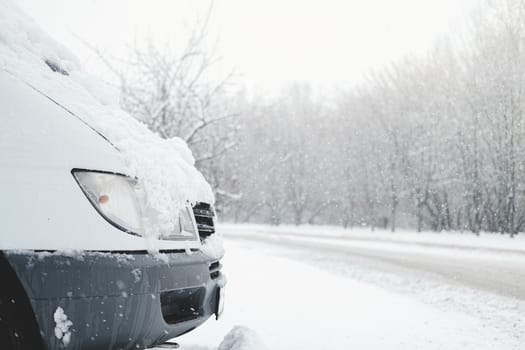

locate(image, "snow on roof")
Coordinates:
0 0 214 238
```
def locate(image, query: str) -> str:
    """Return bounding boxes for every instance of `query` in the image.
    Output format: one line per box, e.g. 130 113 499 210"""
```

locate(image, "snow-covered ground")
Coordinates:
221 223 525 253
175 225 525 350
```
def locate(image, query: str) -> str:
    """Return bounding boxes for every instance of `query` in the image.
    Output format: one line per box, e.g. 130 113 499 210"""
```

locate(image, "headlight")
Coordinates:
72 169 198 240
162 205 198 240
73 170 144 235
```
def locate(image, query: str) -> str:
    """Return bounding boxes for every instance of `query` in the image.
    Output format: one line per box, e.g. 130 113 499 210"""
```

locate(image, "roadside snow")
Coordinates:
221 223 525 253
0 0 214 239
177 238 523 350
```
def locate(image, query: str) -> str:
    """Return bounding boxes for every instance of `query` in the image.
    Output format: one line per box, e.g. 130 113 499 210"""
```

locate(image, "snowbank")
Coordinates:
0 0 214 238
221 223 525 254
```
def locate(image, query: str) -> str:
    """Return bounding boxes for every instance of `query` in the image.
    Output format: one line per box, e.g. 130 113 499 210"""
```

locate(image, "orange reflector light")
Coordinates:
98 194 110 204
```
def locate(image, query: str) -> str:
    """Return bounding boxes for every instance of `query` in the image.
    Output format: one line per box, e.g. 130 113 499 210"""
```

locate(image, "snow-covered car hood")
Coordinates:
0 0 214 244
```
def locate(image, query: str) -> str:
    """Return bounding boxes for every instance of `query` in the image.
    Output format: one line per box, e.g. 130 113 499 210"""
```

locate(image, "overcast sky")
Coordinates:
17 0 480 94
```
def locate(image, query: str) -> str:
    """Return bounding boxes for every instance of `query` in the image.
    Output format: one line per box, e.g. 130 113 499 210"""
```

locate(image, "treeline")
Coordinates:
115 0 525 234
217 0 525 235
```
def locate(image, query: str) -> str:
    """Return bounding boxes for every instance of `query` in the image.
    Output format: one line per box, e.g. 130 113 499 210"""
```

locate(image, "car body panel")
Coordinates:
5 250 224 349
0 69 225 349
0 70 203 251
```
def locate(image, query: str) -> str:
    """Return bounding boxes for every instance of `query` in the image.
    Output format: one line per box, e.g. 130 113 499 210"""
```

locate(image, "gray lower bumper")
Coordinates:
4 249 225 350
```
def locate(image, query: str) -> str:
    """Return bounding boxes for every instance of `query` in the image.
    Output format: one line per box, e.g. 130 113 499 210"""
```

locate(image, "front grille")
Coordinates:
192 202 215 240
160 287 205 324
209 261 221 280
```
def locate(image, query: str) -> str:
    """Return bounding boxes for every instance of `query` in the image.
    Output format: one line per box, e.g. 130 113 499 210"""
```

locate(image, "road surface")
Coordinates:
177 228 525 350
223 228 525 300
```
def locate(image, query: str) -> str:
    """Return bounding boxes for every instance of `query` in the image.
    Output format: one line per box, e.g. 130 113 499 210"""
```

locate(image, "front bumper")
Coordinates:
5 249 225 350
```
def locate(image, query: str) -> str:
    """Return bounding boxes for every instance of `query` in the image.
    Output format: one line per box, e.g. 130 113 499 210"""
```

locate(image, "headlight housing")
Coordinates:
72 169 198 240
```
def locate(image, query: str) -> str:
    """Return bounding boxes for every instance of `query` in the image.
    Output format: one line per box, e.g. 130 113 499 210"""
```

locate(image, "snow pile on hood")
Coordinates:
0 0 214 238
218 326 267 350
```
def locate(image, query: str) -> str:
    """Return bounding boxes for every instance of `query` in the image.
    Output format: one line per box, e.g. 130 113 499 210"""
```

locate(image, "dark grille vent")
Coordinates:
209 261 221 280
160 287 205 324
193 202 215 240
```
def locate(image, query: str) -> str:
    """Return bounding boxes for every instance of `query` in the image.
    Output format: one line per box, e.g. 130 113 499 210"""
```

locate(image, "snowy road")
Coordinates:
223 227 525 300
177 224 525 350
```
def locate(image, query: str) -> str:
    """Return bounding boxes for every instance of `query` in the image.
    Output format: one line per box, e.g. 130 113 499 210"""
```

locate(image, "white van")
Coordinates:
0 68 225 349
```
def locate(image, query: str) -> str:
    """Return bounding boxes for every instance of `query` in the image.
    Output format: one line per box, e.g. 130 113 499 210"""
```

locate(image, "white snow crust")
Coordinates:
0 0 214 239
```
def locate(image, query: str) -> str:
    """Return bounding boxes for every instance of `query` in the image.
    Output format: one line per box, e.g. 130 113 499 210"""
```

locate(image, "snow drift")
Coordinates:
218 326 267 350
0 0 215 239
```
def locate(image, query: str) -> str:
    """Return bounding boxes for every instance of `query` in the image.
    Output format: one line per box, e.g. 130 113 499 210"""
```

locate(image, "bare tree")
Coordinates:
87 6 241 211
